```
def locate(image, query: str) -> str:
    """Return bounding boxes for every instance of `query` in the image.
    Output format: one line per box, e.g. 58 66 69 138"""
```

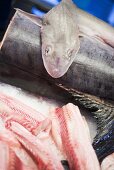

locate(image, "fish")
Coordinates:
0 6 113 168
41 0 80 78
40 0 114 78
0 8 114 100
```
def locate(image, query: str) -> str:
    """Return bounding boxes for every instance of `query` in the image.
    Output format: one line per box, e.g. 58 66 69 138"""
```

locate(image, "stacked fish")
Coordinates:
0 0 114 169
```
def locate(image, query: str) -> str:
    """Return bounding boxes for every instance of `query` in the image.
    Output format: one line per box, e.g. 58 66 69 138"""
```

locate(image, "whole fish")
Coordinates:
40 0 114 78
0 8 114 100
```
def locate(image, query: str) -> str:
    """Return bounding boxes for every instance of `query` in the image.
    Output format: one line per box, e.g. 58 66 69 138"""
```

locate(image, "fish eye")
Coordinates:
45 45 52 56
67 49 74 60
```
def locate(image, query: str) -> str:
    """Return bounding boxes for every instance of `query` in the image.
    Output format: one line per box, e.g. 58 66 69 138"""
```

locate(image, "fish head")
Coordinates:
41 2 80 78
41 38 80 79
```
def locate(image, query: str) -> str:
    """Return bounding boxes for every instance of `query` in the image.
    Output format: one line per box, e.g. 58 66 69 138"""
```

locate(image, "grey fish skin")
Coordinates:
0 9 114 101
0 57 72 104
41 0 80 78
41 0 114 78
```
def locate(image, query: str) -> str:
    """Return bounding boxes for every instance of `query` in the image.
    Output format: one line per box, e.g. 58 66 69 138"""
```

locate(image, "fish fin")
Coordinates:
15 8 42 27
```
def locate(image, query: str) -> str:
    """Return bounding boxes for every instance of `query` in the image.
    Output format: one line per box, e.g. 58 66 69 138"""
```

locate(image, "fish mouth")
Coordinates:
44 62 69 78
42 57 71 78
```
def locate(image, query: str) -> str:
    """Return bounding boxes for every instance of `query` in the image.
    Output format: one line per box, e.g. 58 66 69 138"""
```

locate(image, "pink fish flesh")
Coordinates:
52 103 100 170
0 86 101 169
0 93 64 169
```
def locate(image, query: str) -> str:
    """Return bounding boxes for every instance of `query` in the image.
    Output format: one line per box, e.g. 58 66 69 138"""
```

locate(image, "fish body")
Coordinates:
0 9 114 100
41 0 114 78
0 6 113 169
41 0 80 78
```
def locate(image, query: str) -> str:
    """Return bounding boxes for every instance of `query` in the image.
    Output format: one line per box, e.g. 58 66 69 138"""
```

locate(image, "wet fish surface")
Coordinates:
0 7 113 169
51 103 100 170
40 0 114 78
0 9 114 100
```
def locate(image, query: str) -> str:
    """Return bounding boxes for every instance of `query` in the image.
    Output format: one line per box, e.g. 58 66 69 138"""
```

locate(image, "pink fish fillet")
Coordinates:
0 92 47 135
9 121 64 170
0 118 38 170
0 93 64 169
0 92 101 170
0 141 22 170
53 103 100 170
101 153 114 170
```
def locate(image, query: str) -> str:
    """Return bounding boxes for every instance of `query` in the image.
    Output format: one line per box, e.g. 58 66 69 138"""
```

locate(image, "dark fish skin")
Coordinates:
0 9 114 100
93 121 114 163
58 85 114 163
0 59 72 104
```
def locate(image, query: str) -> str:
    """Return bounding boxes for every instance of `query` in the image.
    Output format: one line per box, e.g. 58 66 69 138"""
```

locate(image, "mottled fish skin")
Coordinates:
41 0 80 78
53 103 100 170
101 153 114 170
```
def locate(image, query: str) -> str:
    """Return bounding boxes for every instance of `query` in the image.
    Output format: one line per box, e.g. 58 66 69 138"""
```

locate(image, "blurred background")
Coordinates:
0 0 114 40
